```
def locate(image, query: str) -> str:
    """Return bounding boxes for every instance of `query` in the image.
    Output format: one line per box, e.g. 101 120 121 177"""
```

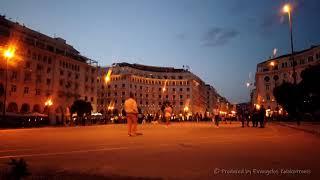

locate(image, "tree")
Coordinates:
299 64 320 116
70 100 93 125
273 64 320 120
273 82 302 118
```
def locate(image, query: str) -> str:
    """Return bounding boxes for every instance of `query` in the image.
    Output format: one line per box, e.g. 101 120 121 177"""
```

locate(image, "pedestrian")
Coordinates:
252 108 258 127
164 103 172 127
214 113 220 127
259 105 266 128
124 92 140 136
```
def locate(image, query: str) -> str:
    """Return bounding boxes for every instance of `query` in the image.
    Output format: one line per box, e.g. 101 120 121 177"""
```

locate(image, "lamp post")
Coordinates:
283 4 296 85
45 98 53 123
283 4 300 125
2 46 15 120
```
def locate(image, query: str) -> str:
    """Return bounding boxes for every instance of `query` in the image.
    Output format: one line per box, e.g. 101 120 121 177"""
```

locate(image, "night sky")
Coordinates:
1 0 320 103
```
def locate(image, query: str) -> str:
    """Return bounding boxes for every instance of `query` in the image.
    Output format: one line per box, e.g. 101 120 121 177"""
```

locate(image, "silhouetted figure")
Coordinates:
259 105 266 128
214 114 221 127
252 108 258 127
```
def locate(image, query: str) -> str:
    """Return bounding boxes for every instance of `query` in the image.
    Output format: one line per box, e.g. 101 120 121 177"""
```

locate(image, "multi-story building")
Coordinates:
205 84 218 116
0 16 98 124
254 45 320 113
97 63 221 116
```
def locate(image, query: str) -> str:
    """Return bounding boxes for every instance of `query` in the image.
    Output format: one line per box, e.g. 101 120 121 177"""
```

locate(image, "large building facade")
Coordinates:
0 16 98 123
254 45 320 113
97 63 221 117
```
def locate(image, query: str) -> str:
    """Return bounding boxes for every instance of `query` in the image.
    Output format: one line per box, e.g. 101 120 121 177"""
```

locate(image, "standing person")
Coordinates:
164 103 172 127
124 92 139 136
259 105 266 128
252 107 258 127
214 113 220 127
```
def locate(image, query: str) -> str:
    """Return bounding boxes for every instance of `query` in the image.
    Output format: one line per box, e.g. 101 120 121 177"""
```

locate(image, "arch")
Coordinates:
32 104 41 113
20 103 30 113
7 102 18 113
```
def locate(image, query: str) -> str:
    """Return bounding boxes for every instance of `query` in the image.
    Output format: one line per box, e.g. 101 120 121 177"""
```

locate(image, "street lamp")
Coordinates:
45 98 53 121
104 69 112 84
2 46 16 120
283 3 296 85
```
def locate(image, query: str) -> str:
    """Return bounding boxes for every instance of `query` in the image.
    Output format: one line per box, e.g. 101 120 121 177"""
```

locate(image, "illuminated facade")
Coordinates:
97 63 221 116
0 16 98 123
254 45 320 112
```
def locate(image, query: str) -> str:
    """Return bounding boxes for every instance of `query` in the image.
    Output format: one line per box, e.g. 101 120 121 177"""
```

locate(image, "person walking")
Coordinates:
259 105 266 128
164 103 172 127
124 92 139 136
214 113 221 127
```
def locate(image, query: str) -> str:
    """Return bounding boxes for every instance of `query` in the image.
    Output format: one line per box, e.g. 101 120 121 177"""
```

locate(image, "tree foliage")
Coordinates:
273 64 320 117
70 100 92 117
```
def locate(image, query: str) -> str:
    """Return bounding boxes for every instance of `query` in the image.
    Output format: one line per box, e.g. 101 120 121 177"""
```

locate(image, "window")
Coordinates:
59 79 64 86
36 89 40 95
266 85 270 90
47 68 51 73
264 76 270 82
11 71 18 80
122 84 125 88
60 70 64 76
24 87 29 94
46 79 51 85
91 97 94 102
180 102 183 105
122 92 125 96
266 94 270 101
308 56 314 62
173 88 176 92
25 62 31 68
180 88 183 91
180 95 183 99
187 88 190 91
11 85 17 92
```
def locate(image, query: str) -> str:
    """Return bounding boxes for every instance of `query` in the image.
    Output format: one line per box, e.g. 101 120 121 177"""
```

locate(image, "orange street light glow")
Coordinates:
45 99 53 106
270 61 275 66
283 4 291 13
104 69 112 83
3 47 16 59
183 106 189 112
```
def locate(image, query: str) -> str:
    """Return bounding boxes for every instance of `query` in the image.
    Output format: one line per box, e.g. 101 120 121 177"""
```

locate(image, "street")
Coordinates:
0 122 319 180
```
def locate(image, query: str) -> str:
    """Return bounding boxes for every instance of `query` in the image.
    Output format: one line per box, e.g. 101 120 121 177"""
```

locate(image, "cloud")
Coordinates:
202 27 239 47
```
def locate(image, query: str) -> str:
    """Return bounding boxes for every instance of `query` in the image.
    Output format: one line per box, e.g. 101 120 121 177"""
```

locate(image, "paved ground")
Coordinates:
0 122 319 180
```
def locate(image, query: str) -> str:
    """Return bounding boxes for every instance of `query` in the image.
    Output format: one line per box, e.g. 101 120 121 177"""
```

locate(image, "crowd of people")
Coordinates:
238 105 267 128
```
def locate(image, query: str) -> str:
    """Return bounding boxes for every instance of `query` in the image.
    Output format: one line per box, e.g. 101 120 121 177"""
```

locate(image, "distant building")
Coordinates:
0 16 98 124
97 63 222 116
254 45 320 113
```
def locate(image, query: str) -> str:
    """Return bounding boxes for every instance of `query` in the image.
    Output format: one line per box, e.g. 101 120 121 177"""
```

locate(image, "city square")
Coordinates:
1 0 320 179
1 122 320 179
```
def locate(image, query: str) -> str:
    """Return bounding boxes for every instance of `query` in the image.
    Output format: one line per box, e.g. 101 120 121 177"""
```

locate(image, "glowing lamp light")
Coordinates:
283 4 291 13
104 69 112 84
45 99 53 106
270 61 275 67
162 87 166 92
3 47 16 59
183 106 189 112
246 82 250 87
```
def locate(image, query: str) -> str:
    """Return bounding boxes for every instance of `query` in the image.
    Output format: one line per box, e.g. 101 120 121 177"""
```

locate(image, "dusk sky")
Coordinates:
1 0 320 103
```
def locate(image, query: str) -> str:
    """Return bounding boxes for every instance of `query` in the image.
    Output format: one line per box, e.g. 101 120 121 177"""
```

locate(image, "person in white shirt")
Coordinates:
124 92 139 136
